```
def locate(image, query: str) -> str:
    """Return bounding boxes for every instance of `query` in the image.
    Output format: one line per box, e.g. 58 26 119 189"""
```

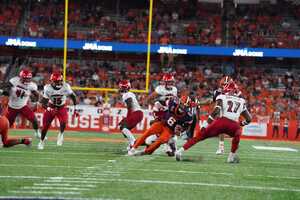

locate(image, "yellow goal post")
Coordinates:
62 0 153 94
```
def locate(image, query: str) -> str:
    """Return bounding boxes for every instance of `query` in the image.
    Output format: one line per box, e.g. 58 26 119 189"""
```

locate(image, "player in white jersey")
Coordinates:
213 76 233 155
144 74 178 154
118 80 144 150
176 81 252 163
38 72 77 150
1 69 41 138
146 74 177 114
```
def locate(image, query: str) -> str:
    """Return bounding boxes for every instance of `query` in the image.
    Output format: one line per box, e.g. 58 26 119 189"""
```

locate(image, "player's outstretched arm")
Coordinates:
240 109 252 126
40 97 49 109
0 82 12 96
31 90 40 103
207 99 222 124
69 93 77 106
144 91 158 105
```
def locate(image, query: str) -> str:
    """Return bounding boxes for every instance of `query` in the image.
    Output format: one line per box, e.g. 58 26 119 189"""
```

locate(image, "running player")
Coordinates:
2 69 41 138
118 80 144 150
38 72 77 150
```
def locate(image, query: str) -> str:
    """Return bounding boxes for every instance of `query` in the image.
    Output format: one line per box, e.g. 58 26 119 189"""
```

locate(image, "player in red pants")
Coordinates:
0 116 32 148
175 81 252 163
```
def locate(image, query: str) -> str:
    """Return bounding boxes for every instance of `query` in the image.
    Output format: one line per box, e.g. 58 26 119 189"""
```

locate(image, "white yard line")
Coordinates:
45 179 106 184
1 196 122 200
126 168 300 180
33 183 96 188
22 186 91 191
2 175 300 192
0 164 88 169
93 178 300 193
8 191 81 195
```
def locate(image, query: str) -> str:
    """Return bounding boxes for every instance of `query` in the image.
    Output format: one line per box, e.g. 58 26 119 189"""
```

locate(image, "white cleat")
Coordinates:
227 152 240 163
37 140 45 150
127 148 137 156
216 148 224 155
175 150 182 161
57 133 64 146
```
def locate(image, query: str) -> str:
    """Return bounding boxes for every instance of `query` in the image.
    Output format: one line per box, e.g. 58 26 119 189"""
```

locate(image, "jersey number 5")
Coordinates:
227 101 241 113
53 97 63 105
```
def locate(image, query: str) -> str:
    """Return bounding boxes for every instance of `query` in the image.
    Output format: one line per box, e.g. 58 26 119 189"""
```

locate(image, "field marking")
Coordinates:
2 175 300 190
34 183 96 188
0 150 119 157
8 191 80 195
45 179 106 184
252 145 299 152
126 168 300 180
1 195 122 200
0 164 90 169
93 178 300 193
22 186 91 191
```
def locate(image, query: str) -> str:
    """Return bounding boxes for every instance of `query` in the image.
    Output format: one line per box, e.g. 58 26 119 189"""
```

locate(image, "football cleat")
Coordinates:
227 152 240 163
23 138 32 147
57 133 64 146
216 148 224 155
37 140 45 150
175 150 183 161
127 148 137 156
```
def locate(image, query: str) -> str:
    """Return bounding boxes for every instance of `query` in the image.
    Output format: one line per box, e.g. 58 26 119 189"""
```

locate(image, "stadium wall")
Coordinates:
13 105 300 142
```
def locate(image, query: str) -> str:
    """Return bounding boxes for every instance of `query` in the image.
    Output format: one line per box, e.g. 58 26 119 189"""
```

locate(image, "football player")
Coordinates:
118 80 144 150
175 81 252 163
145 74 178 154
128 95 193 156
1 69 41 138
214 76 233 155
38 72 77 150
0 115 32 148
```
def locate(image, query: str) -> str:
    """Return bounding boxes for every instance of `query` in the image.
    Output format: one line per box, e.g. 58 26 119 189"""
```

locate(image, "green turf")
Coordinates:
0 130 300 200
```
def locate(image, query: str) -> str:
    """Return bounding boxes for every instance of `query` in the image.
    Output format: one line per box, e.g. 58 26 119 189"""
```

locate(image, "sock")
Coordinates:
122 128 135 145
35 129 41 137
3 139 22 147
178 147 185 153
219 141 224 150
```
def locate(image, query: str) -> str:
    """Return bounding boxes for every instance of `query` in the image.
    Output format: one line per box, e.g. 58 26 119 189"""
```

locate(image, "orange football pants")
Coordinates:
0 116 9 144
133 121 173 154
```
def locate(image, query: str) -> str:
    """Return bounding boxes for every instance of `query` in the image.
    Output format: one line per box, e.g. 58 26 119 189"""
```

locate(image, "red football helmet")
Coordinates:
179 95 191 107
162 74 175 89
118 80 131 92
219 76 232 88
19 69 32 84
50 72 63 89
223 81 239 95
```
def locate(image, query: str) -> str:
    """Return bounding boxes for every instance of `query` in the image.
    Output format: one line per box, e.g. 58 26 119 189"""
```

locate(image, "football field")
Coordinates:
0 130 299 200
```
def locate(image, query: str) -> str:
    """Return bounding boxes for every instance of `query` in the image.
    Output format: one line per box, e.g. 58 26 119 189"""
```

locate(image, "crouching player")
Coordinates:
0 115 32 148
38 72 77 150
175 81 252 163
118 80 144 150
128 96 193 156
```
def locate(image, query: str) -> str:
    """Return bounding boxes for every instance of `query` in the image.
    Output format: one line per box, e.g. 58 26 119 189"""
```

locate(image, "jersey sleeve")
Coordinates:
122 92 134 102
215 94 224 102
9 77 18 85
42 85 50 99
65 83 74 95
155 86 163 95
30 82 38 91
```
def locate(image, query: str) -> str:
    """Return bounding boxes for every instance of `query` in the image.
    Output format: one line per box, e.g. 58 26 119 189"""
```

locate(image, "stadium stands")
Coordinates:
0 0 299 48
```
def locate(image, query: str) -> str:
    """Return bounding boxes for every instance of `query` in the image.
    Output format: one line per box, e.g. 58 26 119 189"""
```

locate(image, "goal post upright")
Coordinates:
63 0 154 94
